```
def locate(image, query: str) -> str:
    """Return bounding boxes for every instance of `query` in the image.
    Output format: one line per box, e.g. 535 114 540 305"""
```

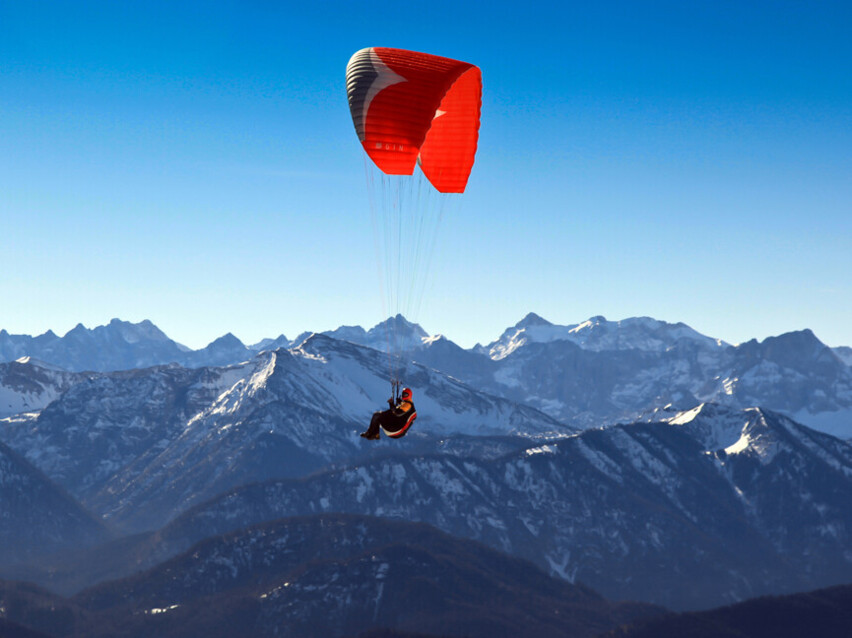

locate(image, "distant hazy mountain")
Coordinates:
70 404 849 611
321 314 431 353
0 315 429 374
0 515 661 638
0 319 186 372
0 319 256 373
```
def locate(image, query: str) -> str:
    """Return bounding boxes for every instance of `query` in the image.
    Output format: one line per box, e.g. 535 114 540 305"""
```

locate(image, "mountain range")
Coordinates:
3 397 850 611
1 313 851 633
0 335 567 534
0 514 661 638
2 314 850 440
87 403 849 611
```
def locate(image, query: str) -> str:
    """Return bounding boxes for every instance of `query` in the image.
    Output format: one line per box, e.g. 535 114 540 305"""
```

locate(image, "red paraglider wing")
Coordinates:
418 66 482 193
346 47 482 193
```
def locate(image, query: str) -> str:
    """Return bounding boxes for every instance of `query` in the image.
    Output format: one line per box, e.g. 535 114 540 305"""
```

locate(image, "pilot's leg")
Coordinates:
360 412 383 439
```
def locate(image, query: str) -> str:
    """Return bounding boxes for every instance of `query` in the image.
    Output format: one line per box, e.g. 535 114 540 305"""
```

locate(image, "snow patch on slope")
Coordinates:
668 403 751 451
723 410 781 464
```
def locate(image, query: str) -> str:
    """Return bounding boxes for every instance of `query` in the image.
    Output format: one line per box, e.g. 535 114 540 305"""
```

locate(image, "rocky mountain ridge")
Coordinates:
1 315 850 617
0 515 661 638
2 314 849 438
0 336 568 532
417 317 852 437
149 404 852 610
12 403 848 611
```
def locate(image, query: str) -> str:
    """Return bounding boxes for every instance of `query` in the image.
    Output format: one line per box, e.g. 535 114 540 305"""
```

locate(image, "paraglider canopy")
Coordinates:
346 47 482 193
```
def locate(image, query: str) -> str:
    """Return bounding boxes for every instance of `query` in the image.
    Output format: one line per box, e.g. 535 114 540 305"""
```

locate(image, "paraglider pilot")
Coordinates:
361 387 417 440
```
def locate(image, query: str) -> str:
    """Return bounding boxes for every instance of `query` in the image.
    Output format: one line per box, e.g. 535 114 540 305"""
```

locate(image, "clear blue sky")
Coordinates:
2 1 850 349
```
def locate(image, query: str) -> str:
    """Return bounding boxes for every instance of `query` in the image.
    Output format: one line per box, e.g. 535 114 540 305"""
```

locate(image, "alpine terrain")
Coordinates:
0 314 850 635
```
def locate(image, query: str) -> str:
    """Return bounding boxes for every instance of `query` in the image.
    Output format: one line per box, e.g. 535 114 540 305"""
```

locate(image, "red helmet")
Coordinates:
401 387 413 401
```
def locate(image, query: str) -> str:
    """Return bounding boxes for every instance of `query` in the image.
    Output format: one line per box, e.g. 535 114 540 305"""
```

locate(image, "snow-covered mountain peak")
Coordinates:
482 314 726 361
295 331 374 363
293 315 425 354
2 319 194 372
3 315 849 440
192 354 278 423
667 403 755 452
249 334 290 353
482 317 580 360
667 404 704 425
722 408 785 463
287 316 432 355
566 316 725 353
365 314 430 351
671 404 807 462
290 333 332 361
0 358 87 418
668 402 732 426
701 406 849 469
283 331 569 436
422 334 445 346
569 315 606 332
323 324 369 344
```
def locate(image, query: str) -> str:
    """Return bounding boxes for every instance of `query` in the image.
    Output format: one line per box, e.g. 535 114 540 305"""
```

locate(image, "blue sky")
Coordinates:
2 1 850 349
